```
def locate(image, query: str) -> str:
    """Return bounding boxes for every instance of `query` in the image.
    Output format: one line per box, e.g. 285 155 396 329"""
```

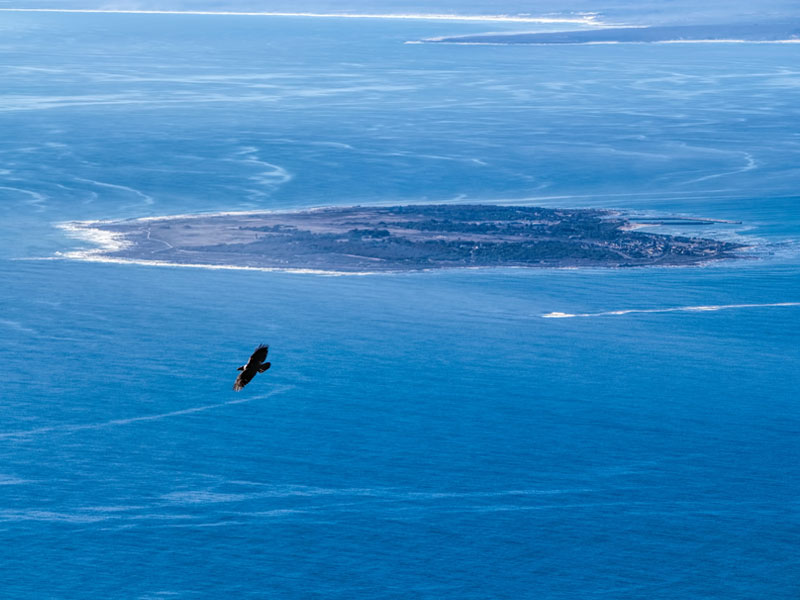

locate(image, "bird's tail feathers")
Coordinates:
259 362 271 373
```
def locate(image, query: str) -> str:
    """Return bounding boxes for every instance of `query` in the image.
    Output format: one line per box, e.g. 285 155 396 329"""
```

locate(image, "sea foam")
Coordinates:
0 8 603 25
542 302 800 318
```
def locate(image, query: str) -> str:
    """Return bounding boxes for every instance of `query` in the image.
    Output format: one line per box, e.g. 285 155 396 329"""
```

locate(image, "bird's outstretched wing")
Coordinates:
249 344 269 366
233 369 256 391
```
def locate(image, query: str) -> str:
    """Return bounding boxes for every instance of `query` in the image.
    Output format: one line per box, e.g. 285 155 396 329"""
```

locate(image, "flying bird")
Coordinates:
233 344 271 391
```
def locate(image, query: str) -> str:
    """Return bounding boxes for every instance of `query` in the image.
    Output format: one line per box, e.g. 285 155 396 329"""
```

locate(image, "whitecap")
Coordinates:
542 302 800 318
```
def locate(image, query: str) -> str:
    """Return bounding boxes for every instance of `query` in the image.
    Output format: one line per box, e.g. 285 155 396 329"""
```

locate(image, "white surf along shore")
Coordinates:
0 8 604 25
54 218 378 276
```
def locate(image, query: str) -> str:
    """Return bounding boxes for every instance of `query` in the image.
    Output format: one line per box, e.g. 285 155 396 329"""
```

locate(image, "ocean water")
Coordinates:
1 9 799 599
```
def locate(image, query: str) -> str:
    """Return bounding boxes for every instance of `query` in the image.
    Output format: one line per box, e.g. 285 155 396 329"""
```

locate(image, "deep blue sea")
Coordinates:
1 9 799 599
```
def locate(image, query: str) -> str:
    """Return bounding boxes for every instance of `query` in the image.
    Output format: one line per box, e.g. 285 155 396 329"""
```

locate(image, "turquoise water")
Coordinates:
1 12 799 598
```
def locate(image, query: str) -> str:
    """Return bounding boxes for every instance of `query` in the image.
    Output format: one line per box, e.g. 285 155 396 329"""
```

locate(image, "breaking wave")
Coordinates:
542 302 800 318
427 39 800 46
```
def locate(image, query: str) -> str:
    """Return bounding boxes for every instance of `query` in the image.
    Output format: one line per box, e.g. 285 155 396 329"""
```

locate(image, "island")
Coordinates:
60 204 745 272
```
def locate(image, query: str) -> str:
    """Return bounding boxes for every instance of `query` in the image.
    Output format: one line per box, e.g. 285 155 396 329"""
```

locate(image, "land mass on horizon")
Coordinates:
61 204 744 272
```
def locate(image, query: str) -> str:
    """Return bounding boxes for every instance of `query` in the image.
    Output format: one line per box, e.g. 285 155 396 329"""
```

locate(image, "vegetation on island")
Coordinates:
91 204 744 272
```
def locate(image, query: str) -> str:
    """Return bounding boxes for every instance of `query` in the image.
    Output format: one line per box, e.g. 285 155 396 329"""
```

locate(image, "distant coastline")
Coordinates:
57 204 745 274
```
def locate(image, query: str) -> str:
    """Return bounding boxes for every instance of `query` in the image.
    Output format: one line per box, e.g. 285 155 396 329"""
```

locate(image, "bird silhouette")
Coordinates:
233 344 271 391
